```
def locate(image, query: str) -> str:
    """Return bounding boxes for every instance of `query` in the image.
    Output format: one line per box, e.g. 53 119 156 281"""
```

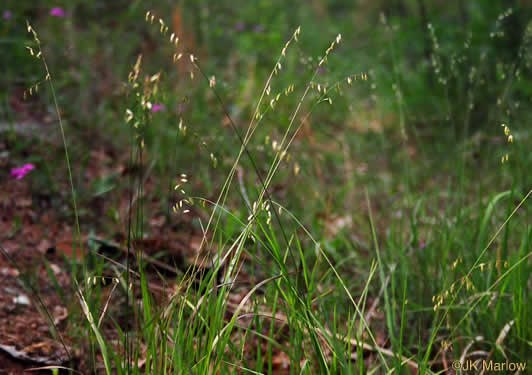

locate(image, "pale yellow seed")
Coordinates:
501 154 508 164
294 163 301 176
294 27 300 40
125 109 133 123
502 124 509 135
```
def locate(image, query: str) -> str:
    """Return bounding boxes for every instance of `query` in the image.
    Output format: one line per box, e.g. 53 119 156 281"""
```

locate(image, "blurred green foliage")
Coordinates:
3 1 532 131
2 0 532 198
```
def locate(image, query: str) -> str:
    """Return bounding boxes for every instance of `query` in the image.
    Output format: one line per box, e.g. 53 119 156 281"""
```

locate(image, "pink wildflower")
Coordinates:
10 164 35 179
152 104 165 113
49 7 66 17
3 10 12 20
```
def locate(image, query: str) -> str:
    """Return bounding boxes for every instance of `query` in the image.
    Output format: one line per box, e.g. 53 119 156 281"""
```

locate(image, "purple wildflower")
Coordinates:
253 25 264 34
3 10 12 20
49 7 66 17
235 22 246 32
151 104 165 113
178 103 187 113
10 164 35 180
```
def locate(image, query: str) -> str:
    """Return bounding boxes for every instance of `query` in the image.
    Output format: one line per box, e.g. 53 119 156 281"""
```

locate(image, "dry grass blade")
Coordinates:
211 274 284 349
98 281 119 328
459 336 482 366
364 273 391 330
479 320 515 375
25 365 83 374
